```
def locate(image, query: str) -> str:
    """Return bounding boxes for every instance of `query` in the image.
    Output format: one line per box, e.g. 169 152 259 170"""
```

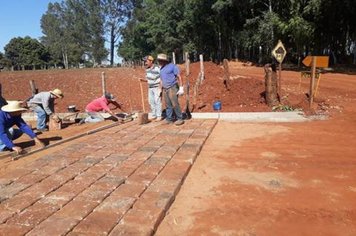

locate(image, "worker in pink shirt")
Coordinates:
83 92 123 123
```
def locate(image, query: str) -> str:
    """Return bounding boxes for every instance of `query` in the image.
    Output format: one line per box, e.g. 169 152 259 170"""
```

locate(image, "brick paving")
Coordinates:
0 119 216 236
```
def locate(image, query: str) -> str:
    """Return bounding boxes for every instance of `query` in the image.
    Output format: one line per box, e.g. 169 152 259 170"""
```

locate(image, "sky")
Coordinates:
0 0 121 63
0 0 60 53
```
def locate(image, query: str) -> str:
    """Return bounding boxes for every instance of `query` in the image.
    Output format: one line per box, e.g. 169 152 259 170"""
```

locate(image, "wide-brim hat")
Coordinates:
143 55 154 61
1 101 27 112
51 88 64 98
157 53 168 61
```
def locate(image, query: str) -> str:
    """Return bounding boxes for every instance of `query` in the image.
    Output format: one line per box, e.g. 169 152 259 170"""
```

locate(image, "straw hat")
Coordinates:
51 88 64 98
143 55 154 61
1 101 27 113
157 53 168 61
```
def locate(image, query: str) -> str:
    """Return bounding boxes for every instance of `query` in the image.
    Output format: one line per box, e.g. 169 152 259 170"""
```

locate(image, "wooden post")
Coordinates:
264 64 278 106
309 56 316 108
223 59 230 90
185 52 190 77
172 52 176 64
139 80 145 112
278 63 282 100
0 84 7 108
29 80 38 96
185 52 191 119
199 54 204 82
101 72 106 96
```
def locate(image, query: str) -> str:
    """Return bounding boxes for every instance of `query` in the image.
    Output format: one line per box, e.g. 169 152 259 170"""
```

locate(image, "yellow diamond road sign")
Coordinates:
272 40 287 63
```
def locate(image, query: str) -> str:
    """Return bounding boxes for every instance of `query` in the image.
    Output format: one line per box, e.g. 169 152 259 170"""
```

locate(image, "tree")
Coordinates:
4 37 49 70
102 0 133 65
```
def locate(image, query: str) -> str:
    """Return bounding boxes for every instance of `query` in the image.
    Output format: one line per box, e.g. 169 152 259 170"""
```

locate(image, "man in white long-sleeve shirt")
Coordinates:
139 55 162 121
28 89 63 131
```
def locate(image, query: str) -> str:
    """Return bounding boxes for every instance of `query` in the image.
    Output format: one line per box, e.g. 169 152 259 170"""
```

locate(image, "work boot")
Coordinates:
175 120 184 126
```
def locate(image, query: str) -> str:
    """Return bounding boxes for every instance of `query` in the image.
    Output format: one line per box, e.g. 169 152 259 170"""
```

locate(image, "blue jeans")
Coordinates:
148 87 162 118
163 85 183 121
84 112 105 123
31 105 47 129
0 128 23 151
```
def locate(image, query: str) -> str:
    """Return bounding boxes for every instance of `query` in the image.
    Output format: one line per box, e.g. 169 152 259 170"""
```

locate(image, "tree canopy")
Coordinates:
119 0 356 64
1 0 355 71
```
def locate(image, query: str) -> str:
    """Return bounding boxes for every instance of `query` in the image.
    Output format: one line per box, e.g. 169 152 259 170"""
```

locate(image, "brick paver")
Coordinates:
0 119 216 235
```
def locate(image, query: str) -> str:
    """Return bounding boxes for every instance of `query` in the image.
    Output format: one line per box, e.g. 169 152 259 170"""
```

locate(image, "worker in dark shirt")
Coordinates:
0 101 45 154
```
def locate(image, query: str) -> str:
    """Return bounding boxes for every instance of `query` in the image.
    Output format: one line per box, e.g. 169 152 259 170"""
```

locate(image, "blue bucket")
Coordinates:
213 101 222 111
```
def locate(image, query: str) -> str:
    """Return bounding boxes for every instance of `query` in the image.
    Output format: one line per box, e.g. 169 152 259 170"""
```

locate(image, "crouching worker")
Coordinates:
83 92 123 123
27 88 63 132
0 101 45 154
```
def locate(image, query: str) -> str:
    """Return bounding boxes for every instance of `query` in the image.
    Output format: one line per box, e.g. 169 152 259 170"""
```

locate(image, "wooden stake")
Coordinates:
223 59 230 90
185 52 190 77
172 52 176 64
278 63 282 100
199 54 204 82
309 56 316 108
139 80 145 112
29 80 38 96
101 72 106 96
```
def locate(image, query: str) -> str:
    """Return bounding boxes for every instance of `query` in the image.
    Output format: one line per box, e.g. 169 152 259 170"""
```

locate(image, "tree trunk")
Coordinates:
264 64 278 106
110 24 115 66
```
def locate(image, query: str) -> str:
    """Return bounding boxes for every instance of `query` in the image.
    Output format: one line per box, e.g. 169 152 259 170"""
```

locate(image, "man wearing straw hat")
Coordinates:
157 53 184 125
28 89 63 132
139 55 162 121
0 101 45 154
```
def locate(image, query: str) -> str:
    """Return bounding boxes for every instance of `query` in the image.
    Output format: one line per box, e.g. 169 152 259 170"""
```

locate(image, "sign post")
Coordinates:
302 56 329 107
272 40 287 101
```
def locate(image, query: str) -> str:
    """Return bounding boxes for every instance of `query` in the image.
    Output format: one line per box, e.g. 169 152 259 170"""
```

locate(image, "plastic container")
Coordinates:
213 101 222 111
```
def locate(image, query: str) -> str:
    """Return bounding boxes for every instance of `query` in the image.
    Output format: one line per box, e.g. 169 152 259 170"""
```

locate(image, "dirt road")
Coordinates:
157 108 356 235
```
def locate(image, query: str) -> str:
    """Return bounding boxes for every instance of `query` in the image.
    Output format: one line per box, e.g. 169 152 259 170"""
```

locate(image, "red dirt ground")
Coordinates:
1 61 352 115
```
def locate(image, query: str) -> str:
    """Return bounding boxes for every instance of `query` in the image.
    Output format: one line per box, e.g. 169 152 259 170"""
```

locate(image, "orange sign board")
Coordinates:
302 56 329 68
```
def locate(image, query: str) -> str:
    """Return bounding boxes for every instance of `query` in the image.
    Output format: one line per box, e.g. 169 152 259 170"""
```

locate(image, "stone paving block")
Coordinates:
0 206 14 224
2 192 41 214
0 223 31 236
93 176 125 191
110 182 147 199
154 146 179 158
0 178 12 187
75 187 112 203
26 216 79 236
148 179 183 196
126 170 159 186
108 165 136 179
71 211 120 235
35 164 64 176
157 161 192 183
109 221 154 236
74 170 106 183
101 154 129 165
145 155 171 166
133 191 175 212
16 173 48 186
95 196 136 215
54 199 98 221
6 202 59 228
0 183 29 202
0 169 32 182
118 208 165 234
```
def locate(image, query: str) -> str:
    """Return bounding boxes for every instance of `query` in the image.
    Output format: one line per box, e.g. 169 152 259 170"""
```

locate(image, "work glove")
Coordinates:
176 86 184 96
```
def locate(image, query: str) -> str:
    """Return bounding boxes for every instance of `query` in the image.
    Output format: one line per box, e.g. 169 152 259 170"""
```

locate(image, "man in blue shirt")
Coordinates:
157 53 184 126
0 101 45 154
